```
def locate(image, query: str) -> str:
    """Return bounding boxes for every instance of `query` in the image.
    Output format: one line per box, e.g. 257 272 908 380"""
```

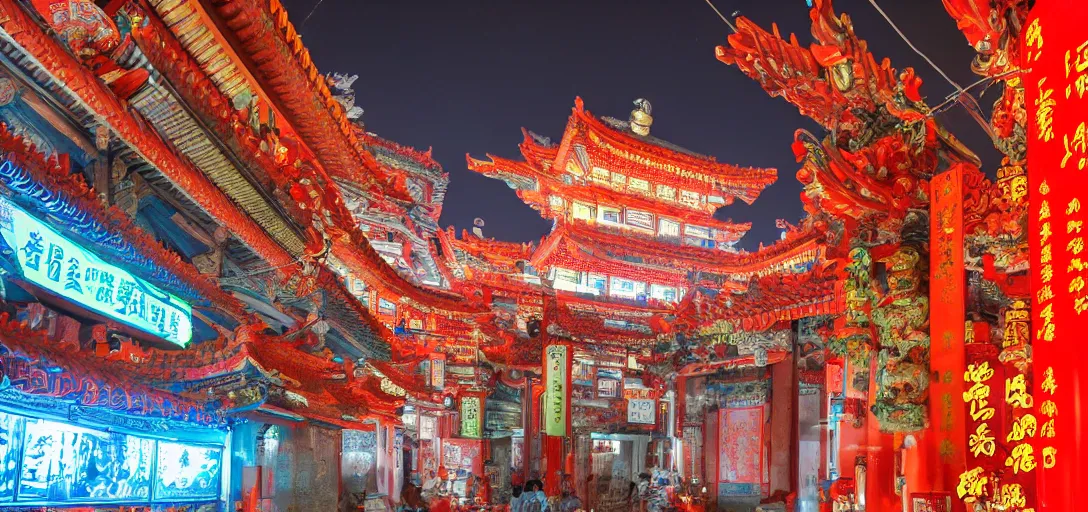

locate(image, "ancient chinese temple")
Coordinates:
0 0 1081 511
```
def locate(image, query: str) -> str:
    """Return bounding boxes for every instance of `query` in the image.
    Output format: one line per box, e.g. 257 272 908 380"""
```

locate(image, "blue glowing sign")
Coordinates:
0 196 193 346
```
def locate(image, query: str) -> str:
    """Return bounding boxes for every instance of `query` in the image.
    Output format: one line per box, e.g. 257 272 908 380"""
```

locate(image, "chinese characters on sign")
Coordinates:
958 361 997 499
0 195 192 346
627 399 655 425
460 396 483 438
543 345 569 436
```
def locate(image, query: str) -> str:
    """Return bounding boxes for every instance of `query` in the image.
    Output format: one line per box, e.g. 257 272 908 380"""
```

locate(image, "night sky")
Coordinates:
281 0 1000 251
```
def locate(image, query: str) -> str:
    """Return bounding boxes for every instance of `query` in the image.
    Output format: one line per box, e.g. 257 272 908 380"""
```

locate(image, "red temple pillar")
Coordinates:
864 362 898 512
541 294 572 495
922 165 968 500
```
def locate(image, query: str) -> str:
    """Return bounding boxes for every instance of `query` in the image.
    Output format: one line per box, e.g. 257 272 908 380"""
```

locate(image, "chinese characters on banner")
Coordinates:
543 344 570 436
0 194 192 346
958 356 1002 501
1024 1 1088 509
930 166 967 490
460 395 483 439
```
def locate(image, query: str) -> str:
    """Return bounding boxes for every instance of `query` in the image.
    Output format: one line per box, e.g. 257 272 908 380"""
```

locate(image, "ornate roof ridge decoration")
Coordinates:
127 4 481 318
465 153 754 236
674 263 842 334
0 123 248 318
210 0 386 192
546 220 823 275
0 0 297 272
715 1 912 134
0 314 223 426
941 0 1028 161
360 131 443 172
447 227 536 261
567 97 778 205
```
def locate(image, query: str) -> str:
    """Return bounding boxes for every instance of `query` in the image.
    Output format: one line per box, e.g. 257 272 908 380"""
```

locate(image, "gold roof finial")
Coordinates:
630 98 653 136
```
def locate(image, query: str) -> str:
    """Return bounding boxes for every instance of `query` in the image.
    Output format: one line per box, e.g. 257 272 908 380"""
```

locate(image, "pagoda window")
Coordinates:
591 166 611 182
549 195 565 208
599 206 622 225
625 209 654 231
680 190 701 207
629 177 650 194
609 277 644 299
611 172 627 187
656 184 676 201
553 268 581 291
650 284 679 303
684 225 716 249
572 202 596 221
658 218 681 239
586 273 607 294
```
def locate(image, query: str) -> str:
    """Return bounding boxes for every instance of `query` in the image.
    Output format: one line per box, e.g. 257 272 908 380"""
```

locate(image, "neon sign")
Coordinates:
0 196 192 346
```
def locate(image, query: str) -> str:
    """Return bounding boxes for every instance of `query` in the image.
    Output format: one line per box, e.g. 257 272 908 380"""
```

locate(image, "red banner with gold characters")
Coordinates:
931 165 967 494
1024 0 1088 509
959 346 1004 503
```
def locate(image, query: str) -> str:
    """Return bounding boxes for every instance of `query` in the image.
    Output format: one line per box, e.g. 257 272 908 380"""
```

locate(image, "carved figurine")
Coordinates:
29 0 149 98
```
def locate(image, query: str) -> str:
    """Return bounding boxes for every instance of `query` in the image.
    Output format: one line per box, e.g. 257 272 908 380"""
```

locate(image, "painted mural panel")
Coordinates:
19 418 154 502
342 430 378 494
0 410 24 502
153 442 222 501
261 424 340 511
718 407 763 487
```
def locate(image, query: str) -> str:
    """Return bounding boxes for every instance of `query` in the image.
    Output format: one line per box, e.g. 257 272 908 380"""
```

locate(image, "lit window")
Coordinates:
650 284 678 302
600 207 621 224
625 209 654 230
553 268 581 291
572 202 595 221
680 190 701 207
656 184 676 200
587 273 607 292
684 225 716 249
658 218 680 238
629 177 650 193
592 166 610 182
609 277 638 298
549 195 564 207
684 225 712 238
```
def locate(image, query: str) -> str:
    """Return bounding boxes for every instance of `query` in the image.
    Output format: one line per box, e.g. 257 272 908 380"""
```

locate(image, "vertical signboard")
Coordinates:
930 166 967 492
460 395 484 439
430 353 446 390
543 344 570 436
1024 2 1088 509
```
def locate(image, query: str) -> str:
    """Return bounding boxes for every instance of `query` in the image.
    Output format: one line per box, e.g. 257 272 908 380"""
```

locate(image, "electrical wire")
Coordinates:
299 0 328 32
866 0 993 134
867 0 962 92
703 0 738 33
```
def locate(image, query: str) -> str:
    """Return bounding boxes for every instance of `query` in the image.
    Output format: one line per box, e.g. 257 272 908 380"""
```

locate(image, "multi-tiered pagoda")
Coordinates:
469 98 776 308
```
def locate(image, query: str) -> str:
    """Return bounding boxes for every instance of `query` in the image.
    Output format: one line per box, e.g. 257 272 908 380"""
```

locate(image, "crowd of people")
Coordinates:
372 468 680 511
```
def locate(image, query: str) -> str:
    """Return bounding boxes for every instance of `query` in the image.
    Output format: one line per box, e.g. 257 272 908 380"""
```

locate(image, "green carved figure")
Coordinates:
871 246 930 432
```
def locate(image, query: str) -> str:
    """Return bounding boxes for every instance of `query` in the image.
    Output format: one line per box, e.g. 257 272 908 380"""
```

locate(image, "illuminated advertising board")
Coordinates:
0 195 192 346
